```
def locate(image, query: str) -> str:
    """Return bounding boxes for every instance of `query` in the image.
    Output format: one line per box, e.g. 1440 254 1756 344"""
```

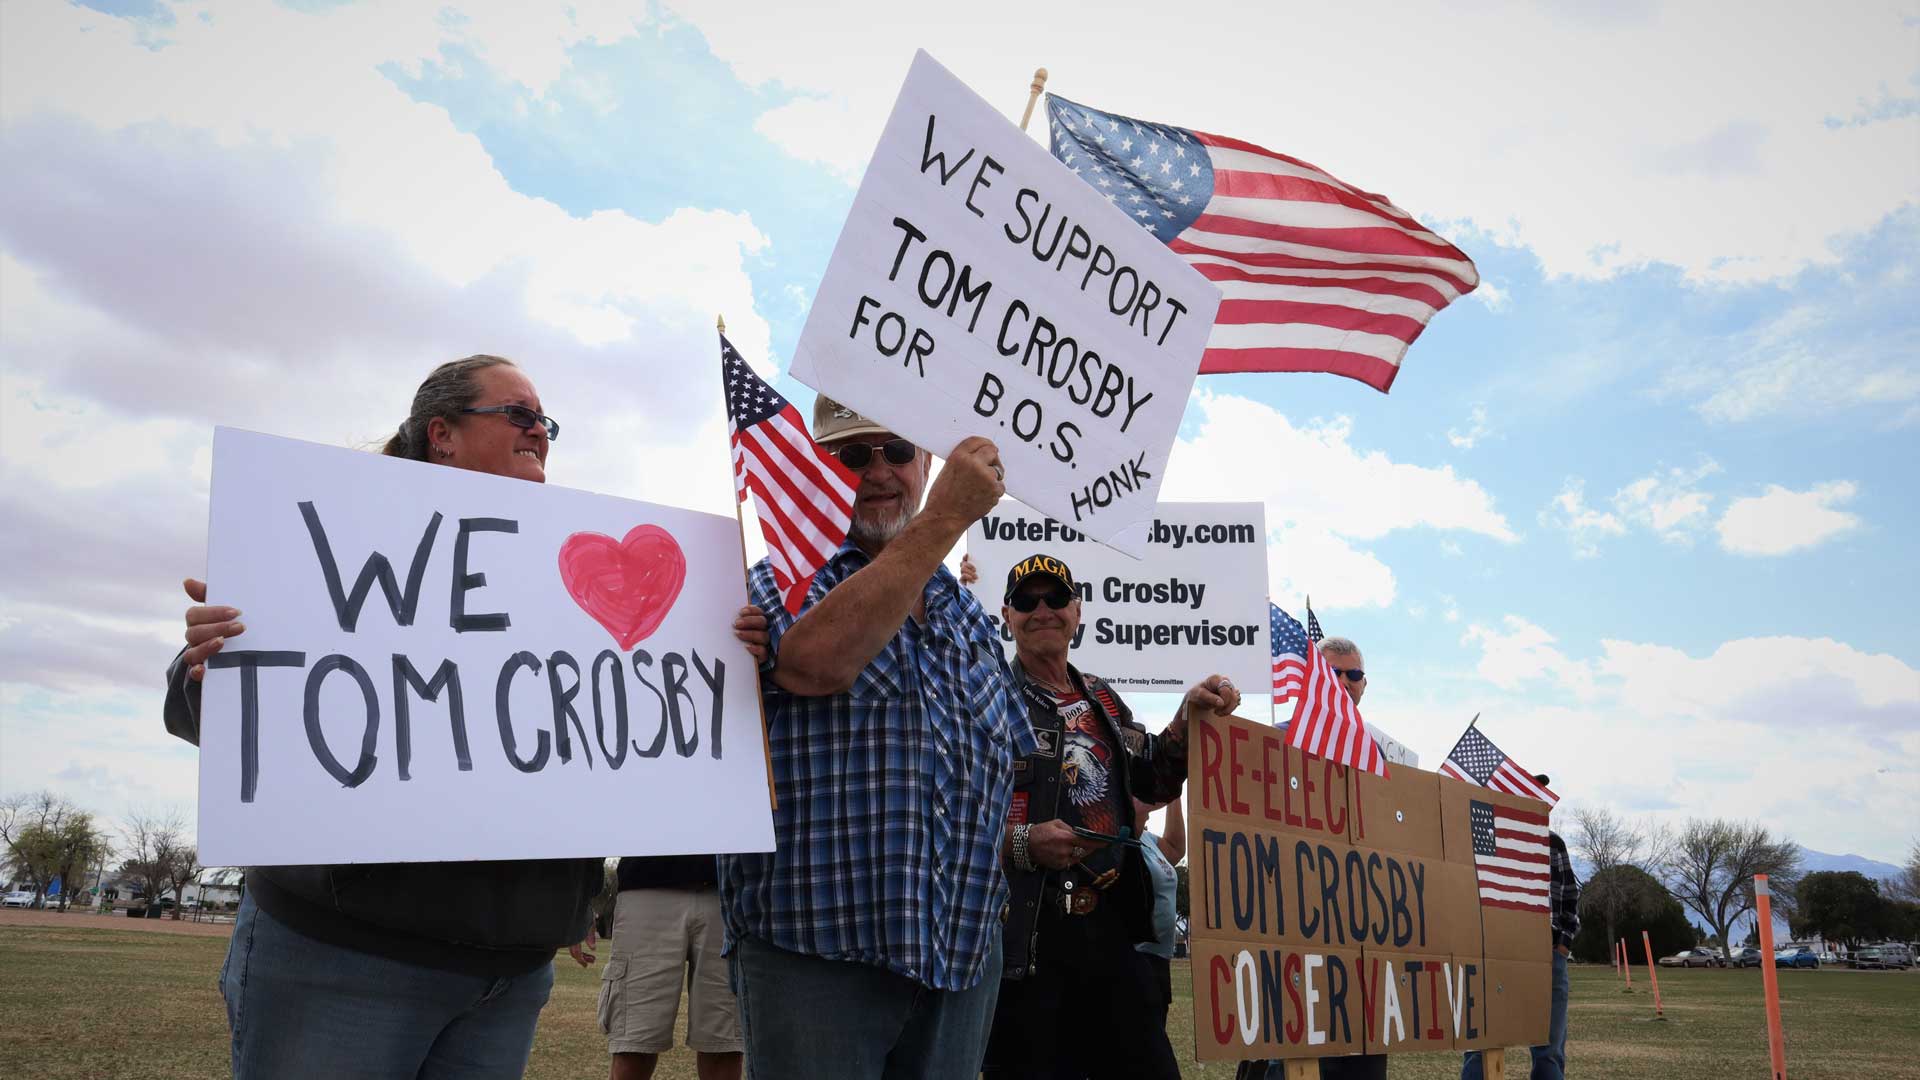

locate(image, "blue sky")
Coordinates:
1 0 1915 862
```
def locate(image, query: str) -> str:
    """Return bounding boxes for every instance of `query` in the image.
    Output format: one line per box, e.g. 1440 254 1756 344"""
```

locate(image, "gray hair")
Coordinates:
1319 636 1361 658
381 355 517 461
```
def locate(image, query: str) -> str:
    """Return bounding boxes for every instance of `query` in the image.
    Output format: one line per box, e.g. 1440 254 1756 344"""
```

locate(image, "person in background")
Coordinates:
1135 794 1186 1037
165 356 603 1079
1461 773 1580 1080
720 398 1025 1080
579 854 742 1080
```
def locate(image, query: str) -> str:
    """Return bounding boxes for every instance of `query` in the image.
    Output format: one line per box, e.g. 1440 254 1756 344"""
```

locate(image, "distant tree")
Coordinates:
1568 805 1658 954
1792 871 1893 949
1659 818 1800 957
0 792 105 909
1175 862 1189 920
120 810 190 911
1887 841 1920 905
1571 865 1694 963
160 836 201 920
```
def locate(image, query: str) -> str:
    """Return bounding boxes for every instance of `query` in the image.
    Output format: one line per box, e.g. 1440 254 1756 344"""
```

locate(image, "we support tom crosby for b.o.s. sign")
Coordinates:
196 428 775 867
790 50 1219 558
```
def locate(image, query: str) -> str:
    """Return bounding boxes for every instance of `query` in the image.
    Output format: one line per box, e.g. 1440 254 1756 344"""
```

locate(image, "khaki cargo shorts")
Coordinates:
596 886 742 1055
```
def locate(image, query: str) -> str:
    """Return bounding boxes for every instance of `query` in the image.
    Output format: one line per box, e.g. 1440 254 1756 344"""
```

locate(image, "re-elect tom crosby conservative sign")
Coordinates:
964 499 1269 711
1186 711 1552 1062
791 51 1219 557
197 429 775 866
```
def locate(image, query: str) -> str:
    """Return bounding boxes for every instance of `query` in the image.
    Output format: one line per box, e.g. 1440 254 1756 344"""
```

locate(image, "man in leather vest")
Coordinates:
981 552 1239 1079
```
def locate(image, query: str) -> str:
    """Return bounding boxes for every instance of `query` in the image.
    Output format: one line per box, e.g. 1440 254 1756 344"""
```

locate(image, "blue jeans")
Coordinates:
220 894 555 1079
1461 951 1569 1080
729 935 1001 1080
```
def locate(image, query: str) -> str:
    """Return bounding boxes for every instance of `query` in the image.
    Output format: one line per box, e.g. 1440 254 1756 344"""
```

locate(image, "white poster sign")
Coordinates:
964 498 1270 713
792 51 1219 557
198 428 774 866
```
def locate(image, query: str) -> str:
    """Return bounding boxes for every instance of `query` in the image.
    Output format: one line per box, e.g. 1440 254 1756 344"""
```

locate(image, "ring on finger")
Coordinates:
991 464 1004 481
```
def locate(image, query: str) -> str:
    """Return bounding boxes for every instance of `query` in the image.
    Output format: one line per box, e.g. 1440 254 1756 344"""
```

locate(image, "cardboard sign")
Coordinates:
964 498 1268 703
1188 711 1549 1062
791 51 1219 556
197 428 776 866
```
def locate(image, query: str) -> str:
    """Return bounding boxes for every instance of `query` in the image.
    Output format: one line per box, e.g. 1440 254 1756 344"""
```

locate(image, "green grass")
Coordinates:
3 922 1916 1079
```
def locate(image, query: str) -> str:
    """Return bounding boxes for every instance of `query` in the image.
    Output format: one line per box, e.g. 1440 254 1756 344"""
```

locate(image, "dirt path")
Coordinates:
0 908 232 937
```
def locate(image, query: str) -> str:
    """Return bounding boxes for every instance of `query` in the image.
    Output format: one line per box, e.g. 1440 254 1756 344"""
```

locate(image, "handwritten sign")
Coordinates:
791 50 1219 556
197 428 775 866
963 498 1269 709
1187 711 1549 1061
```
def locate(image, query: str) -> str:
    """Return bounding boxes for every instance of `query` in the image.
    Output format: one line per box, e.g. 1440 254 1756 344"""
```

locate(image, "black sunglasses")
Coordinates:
1009 589 1075 613
833 438 916 470
1331 667 1366 682
461 404 559 440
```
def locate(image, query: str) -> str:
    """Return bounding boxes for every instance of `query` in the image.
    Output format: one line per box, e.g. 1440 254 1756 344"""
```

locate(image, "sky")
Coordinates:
1 0 1915 865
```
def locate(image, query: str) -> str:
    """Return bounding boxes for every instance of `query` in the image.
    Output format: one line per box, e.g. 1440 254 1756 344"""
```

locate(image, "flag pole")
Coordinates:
718 312 778 812
1018 67 1048 131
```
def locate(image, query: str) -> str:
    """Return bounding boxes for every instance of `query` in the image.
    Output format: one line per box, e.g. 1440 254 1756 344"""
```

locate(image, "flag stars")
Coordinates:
1120 137 1133 152
1130 156 1144 167
1189 163 1201 177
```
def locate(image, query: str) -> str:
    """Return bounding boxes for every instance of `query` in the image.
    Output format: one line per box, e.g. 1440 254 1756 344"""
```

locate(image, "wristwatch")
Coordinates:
1010 823 1037 872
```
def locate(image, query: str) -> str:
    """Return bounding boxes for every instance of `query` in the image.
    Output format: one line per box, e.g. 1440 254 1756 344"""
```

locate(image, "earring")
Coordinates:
435 447 452 458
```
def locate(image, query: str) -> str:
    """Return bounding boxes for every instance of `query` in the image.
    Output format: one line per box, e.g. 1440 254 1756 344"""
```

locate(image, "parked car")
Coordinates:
1851 947 1886 969
1775 945 1820 969
1877 943 1915 969
1 890 36 908
1660 947 1726 968
1730 946 1765 968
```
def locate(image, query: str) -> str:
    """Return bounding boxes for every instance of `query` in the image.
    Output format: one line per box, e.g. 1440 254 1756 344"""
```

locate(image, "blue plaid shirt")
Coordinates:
719 544 1035 990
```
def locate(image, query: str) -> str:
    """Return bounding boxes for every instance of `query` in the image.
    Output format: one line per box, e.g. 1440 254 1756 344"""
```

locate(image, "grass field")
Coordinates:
4 915 1917 1079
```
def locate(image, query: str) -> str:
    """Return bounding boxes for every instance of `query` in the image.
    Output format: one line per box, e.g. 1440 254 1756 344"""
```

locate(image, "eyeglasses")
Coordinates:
832 438 916 470
461 405 559 440
1009 589 1075 613
1331 667 1366 682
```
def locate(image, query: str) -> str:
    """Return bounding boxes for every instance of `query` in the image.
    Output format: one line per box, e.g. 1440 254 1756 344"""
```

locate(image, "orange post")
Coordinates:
1756 874 1788 1080
1641 930 1665 1019
1623 937 1633 987
1615 938 1624 979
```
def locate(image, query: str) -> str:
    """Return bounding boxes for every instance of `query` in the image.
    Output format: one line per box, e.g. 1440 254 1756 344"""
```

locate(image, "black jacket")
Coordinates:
165 654 602 976
1001 660 1187 980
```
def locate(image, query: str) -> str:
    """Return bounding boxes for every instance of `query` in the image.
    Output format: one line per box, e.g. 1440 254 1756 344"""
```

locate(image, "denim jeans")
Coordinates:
1461 951 1569 1080
729 934 1001 1080
220 894 554 1079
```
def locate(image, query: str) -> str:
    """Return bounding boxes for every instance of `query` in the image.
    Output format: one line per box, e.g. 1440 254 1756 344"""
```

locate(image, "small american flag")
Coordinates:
722 334 857 613
1441 723 1558 806
1306 601 1324 644
1046 95 1478 394
1270 602 1386 776
1469 798 1552 912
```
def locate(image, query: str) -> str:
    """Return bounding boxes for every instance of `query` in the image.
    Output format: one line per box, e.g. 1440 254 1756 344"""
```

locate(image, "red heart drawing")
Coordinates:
557 525 687 649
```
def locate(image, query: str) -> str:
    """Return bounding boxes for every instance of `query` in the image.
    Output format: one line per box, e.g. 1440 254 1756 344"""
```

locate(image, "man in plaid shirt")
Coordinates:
721 399 1031 1080
1463 772 1580 1080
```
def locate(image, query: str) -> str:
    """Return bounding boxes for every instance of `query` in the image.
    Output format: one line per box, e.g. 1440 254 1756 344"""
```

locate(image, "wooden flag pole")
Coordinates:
1018 67 1048 131
1641 930 1666 1020
1756 874 1789 1079
718 312 778 812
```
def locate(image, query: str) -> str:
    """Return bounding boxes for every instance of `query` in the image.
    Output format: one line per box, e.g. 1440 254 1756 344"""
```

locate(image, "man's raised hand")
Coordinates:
923 436 1004 528
1168 674 1240 741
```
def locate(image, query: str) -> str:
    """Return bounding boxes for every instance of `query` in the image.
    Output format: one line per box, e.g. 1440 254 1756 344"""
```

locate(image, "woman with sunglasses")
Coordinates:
162 355 604 1079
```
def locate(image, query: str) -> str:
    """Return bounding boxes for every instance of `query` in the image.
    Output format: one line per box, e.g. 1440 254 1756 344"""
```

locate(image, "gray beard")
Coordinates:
849 502 915 547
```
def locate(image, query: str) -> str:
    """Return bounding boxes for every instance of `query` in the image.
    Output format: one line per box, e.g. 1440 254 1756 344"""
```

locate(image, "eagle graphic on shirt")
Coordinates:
1057 696 1119 835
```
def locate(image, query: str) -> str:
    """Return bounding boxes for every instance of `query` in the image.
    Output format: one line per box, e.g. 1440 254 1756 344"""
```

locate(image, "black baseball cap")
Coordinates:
1003 553 1076 603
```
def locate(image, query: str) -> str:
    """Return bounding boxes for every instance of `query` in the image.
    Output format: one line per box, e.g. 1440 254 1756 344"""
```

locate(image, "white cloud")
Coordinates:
1541 460 1724 554
1460 616 1598 699
1538 479 1624 557
1161 391 1514 610
1433 618 1920 860
1446 405 1491 449
1717 481 1863 555
672 1 1920 285
1611 459 1721 544
1664 295 1920 423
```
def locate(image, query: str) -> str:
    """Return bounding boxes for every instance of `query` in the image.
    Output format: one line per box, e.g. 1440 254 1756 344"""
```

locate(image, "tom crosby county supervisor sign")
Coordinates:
964 498 1270 712
791 50 1219 557
196 428 775 866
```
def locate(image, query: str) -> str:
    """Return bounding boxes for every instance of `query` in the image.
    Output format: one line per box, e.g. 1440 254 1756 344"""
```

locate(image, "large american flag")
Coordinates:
1469 798 1552 913
1270 602 1386 776
1440 723 1558 806
1046 94 1478 394
722 334 857 613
